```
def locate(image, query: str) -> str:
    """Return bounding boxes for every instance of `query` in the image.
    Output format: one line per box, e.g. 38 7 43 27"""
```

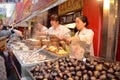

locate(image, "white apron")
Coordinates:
70 27 94 60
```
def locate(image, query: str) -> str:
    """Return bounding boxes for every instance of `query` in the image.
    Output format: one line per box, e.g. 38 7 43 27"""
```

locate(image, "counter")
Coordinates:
11 49 57 77
26 57 120 80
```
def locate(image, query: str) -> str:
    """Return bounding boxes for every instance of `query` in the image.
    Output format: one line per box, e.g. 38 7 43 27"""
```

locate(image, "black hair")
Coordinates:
2 26 7 30
50 14 60 22
77 15 89 27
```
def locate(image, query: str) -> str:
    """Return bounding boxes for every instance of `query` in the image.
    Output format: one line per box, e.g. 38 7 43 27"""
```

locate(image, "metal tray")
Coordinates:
12 50 58 77
26 67 37 80
13 50 57 66
25 59 57 80
42 49 69 58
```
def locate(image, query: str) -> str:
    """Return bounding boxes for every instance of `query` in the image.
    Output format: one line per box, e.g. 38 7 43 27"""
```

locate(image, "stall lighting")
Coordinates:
64 23 76 29
111 0 114 4
97 0 102 1
66 12 75 15
104 0 110 10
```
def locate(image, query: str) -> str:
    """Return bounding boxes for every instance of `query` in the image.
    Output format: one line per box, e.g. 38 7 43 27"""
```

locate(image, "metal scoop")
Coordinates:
32 45 47 54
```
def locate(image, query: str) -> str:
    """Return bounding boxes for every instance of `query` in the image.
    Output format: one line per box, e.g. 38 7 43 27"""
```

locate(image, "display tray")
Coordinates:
12 50 57 77
25 59 58 80
42 49 69 58
12 50 57 66
26 67 38 80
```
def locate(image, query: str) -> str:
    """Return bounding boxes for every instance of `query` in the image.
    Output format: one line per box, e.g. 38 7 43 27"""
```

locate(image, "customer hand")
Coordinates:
14 29 23 37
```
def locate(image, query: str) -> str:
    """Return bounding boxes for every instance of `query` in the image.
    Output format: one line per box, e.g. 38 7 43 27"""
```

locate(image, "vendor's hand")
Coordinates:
56 36 63 40
62 37 71 45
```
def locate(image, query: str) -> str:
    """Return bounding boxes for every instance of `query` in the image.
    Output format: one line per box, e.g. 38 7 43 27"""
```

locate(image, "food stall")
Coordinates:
27 57 120 80
9 38 69 78
7 0 120 80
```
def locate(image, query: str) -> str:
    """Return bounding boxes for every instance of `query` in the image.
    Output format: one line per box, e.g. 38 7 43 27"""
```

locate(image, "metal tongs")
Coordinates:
32 45 47 54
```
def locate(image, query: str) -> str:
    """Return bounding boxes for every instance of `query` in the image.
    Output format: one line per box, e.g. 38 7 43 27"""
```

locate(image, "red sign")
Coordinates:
0 0 5 2
22 0 32 20
32 0 57 12
15 2 24 23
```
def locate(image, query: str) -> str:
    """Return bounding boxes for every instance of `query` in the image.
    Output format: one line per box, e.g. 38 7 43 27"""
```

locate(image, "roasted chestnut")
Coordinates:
86 58 91 63
99 74 107 80
36 75 44 80
81 65 86 70
104 62 110 68
107 68 114 74
101 70 106 75
88 70 93 76
69 67 74 71
67 77 73 80
75 66 81 71
107 73 115 79
96 64 103 71
83 74 89 80
114 71 120 78
76 71 82 77
74 76 79 80
94 71 100 78
90 65 95 71
90 76 96 80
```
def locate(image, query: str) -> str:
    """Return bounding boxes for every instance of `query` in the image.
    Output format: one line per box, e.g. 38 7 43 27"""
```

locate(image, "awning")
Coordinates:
18 0 67 24
14 22 28 27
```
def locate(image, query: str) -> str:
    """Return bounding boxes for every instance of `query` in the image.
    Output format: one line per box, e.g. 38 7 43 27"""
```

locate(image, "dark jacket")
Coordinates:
0 56 7 80
0 29 14 37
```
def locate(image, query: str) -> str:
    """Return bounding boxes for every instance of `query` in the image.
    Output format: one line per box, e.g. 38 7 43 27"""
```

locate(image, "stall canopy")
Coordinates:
14 21 28 27
16 0 67 24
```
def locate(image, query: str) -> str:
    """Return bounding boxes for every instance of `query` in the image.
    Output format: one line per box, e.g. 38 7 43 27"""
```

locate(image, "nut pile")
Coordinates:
30 57 120 80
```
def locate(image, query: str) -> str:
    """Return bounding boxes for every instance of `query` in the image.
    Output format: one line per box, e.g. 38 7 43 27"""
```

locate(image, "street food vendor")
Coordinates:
0 19 23 37
48 14 71 39
64 15 94 59
35 22 48 36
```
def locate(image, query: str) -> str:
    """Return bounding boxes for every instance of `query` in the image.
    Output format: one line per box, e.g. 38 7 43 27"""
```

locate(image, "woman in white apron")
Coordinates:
64 15 94 60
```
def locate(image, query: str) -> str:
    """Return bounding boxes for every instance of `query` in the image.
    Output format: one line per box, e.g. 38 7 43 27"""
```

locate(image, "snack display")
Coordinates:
45 46 69 56
49 35 60 47
26 39 41 49
29 57 120 80
41 39 50 46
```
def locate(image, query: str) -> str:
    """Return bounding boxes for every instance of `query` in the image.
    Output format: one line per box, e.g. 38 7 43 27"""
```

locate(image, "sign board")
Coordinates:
22 0 32 20
58 0 82 15
15 2 24 23
32 0 57 12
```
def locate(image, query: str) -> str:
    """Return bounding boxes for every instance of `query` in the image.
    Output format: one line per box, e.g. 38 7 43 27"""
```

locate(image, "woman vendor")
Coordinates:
48 14 71 39
64 15 94 59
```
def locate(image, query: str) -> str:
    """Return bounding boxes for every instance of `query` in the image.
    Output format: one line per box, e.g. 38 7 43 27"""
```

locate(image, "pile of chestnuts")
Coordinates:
30 57 120 80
